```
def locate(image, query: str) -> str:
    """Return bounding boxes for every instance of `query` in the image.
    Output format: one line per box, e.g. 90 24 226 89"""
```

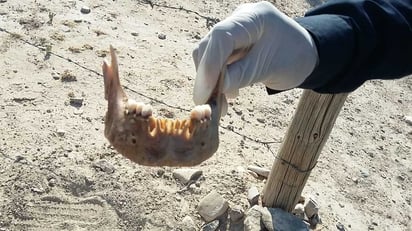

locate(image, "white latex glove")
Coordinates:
192 1 318 105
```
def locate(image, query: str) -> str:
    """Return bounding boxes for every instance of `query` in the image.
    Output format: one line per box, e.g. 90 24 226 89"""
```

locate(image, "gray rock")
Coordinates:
173 168 202 184
308 213 321 227
247 186 260 206
80 6 91 14
197 190 229 222
336 222 346 231
56 129 66 137
181 215 196 231
229 205 244 222
304 197 319 218
268 207 309 231
92 160 115 173
201 220 219 231
158 33 166 40
69 98 83 107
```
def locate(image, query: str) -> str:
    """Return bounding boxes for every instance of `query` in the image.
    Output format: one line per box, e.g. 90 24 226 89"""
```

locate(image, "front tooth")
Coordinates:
141 104 153 117
190 106 204 120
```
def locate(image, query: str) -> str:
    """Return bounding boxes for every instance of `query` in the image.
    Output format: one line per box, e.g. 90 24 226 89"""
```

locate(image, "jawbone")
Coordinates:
102 46 224 166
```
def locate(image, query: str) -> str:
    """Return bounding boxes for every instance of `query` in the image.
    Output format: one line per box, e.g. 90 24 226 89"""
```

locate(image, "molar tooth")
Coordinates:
135 102 145 115
201 104 212 120
141 104 153 117
126 99 138 114
190 106 204 120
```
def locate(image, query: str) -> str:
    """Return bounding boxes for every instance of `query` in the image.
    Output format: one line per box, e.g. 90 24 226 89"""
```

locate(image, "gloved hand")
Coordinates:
192 1 319 105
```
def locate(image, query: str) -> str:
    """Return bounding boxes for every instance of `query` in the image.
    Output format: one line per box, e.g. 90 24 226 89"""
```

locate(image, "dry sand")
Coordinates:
0 0 411 230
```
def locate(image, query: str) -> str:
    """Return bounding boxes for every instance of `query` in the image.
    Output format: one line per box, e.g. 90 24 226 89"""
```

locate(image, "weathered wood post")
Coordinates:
262 90 349 211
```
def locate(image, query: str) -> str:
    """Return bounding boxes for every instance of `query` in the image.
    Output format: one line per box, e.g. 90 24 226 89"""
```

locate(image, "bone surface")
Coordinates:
102 46 224 166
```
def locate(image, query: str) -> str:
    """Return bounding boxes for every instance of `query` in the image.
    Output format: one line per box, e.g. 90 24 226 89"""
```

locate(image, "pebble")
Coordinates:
92 159 115 173
69 98 84 107
247 186 260 206
80 6 91 14
158 33 166 40
172 168 202 184
256 118 265 123
15 155 26 163
48 178 56 187
181 215 196 231
360 169 370 178
131 32 139 36
404 116 412 126
73 109 83 115
247 165 270 178
304 197 319 218
56 129 66 137
229 205 244 222
31 187 45 193
197 190 229 222
201 220 219 231
336 222 346 231
51 72 60 80
0 0 7 3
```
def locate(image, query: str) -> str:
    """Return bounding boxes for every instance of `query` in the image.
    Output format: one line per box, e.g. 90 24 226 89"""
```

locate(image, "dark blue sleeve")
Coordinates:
292 0 412 93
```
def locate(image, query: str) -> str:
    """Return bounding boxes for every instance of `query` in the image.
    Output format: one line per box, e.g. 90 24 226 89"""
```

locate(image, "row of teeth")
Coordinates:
125 99 212 121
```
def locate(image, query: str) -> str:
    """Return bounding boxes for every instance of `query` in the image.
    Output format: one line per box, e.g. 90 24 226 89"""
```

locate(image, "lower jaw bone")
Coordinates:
102 45 224 166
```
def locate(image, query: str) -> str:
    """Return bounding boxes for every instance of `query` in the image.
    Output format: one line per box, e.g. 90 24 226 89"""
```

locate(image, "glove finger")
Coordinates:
193 17 262 105
192 33 211 71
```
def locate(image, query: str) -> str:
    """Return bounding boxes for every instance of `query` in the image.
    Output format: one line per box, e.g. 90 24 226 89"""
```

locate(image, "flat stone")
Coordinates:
56 129 66 137
304 197 319 218
92 159 115 173
197 190 229 222
268 207 309 231
201 220 219 231
173 168 202 184
247 165 270 178
247 186 260 206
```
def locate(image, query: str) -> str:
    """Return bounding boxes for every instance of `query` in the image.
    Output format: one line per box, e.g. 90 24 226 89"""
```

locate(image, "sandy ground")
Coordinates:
0 0 411 230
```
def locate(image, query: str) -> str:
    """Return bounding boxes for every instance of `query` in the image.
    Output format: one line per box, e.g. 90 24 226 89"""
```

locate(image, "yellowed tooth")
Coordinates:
165 119 173 134
141 104 153 117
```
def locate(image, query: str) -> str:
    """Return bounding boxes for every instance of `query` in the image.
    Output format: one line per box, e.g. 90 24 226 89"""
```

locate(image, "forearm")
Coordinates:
294 0 412 93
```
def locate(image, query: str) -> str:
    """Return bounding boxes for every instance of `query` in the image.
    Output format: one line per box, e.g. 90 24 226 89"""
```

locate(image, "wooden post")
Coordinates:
262 90 349 211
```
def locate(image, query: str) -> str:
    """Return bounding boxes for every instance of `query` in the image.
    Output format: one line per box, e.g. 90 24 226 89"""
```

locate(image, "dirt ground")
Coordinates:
0 0 411 230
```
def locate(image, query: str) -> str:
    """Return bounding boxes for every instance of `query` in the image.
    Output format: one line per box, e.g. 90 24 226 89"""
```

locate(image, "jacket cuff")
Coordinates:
295 15 355 92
